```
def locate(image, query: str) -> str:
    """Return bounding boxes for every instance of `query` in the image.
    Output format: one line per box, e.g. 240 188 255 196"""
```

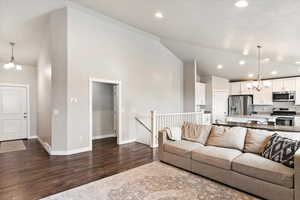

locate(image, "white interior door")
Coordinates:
113 84 122 145
213 90 229 123
113 85 118 136
0 86 28 141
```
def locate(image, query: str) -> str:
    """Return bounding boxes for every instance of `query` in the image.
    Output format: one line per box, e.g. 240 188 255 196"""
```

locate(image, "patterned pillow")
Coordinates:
261 133 300 168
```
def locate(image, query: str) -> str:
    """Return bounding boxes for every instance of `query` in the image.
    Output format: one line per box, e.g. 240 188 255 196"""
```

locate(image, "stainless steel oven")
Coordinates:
272 91 295 102
275 117 295 126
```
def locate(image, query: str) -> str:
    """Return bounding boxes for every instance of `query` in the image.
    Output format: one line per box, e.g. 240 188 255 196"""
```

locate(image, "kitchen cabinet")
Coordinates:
241 81 253 95
195 82 206 105
296 78 300 105
273 78 295 92
284 78 296 91
295 116 300 127
230 82 241 95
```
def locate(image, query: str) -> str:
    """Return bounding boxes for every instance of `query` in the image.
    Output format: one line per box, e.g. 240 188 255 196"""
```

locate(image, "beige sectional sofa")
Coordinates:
159 125 300 200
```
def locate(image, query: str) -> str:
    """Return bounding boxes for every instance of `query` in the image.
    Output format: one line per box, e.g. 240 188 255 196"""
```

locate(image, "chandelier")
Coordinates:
246 45 271 91
3 42 23 71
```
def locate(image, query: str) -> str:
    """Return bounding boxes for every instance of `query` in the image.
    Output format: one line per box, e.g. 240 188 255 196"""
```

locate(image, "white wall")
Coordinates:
66 7 183 150
183 60 197 112
37 19 52 145
0 64 37 137
92 82 115 139
49 8 68 151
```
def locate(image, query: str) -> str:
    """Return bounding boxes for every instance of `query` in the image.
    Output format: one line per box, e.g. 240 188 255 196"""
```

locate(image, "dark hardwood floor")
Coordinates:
0 138 158 200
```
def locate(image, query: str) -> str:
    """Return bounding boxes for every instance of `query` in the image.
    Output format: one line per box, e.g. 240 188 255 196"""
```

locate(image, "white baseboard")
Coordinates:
51 147 91 156
28 135 38 139
93 133 116 140
119 139 136 145
37 137 51 155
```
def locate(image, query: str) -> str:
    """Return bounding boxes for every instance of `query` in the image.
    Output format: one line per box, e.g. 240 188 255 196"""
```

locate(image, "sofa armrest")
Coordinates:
295 148 300 199
158 130 168 160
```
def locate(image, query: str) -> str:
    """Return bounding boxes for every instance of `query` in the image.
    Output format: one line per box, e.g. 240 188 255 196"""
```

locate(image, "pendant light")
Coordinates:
247 45 271 91
3 42 22 71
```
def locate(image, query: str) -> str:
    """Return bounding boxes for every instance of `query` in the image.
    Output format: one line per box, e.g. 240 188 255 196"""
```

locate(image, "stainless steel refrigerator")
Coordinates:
228 95 253 116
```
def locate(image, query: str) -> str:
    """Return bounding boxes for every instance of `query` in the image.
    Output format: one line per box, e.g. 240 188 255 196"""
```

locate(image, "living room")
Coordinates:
0 0 300 199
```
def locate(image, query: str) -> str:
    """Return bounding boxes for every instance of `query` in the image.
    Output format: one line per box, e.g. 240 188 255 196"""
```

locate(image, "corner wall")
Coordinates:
66 6 183 150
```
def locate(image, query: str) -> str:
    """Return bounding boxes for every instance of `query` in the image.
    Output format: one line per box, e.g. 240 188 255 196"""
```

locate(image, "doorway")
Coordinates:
89 78 121 150
212 90 229 123
0 84 29 141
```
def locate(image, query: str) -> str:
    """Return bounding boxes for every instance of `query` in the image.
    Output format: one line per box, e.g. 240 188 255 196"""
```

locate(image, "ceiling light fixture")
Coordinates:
217 64 223 69
262 58 270 62
239 60 246 65
246 45 272 92
235 0 248 8
248 73 254 78
271 70 278 75
155 12 164 19
296 61 300 65
3 42 22 71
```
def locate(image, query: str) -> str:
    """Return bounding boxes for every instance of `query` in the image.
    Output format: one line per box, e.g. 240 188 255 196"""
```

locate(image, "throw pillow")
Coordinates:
165 127 182 141
206 126 247 151
181 122 212 145
261 133 300 168
244 129 273 154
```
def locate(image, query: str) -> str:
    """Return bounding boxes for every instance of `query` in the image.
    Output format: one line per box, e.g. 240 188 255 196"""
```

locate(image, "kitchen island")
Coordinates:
214 121 300 132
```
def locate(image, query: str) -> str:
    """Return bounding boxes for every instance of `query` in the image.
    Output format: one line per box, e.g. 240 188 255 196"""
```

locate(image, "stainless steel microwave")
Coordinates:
272 91 295 102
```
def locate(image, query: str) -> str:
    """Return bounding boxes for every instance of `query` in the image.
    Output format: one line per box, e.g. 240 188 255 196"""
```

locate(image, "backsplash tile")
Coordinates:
253 102 300 113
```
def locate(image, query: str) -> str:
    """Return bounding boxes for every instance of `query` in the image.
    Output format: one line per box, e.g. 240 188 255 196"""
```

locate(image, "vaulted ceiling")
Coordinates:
1 0 300 80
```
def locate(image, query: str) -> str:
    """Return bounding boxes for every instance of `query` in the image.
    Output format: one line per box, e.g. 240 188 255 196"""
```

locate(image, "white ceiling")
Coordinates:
0 0 66 65
1 0 300 80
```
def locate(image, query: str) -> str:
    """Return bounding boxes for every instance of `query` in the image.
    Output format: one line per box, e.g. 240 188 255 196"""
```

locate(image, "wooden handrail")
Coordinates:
135 117 152 134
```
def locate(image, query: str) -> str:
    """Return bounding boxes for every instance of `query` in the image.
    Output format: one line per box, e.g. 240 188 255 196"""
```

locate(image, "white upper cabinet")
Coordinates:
241 81 253 95
283 78 296 91
273 78 295 92
230 82 241 95
195 82 206 105
295 78 300 105
272 79 284 92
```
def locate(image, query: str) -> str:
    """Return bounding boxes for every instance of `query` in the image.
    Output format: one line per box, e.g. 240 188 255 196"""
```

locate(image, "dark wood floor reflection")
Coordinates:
0 137 158 200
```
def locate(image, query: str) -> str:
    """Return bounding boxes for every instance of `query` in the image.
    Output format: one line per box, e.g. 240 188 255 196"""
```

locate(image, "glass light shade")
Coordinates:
263 81 272 87
246 82 253 89
16 65 23 71
3 62 15 69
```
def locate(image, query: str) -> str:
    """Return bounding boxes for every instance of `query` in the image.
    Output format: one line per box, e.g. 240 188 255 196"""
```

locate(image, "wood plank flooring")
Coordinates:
0 138 158 200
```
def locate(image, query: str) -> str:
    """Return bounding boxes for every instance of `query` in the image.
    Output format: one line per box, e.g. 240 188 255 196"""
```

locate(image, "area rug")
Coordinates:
42 161 260 200
0 140 26 153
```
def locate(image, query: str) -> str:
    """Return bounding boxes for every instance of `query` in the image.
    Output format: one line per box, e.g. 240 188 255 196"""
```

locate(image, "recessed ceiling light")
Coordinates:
248 73 254 78
271 70 278 75
296 61 300 65
217 65 223 69
155 12 164 19
262 58 270 62
239 60 246 65
235 0 248 8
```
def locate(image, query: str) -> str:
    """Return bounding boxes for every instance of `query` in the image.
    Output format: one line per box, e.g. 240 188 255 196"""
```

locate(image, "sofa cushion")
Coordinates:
206 126 247 151
244 129 273 154
232 153 294 188
182 122 212 145
261 133 300 168
192 146 242 170
163 140 203 158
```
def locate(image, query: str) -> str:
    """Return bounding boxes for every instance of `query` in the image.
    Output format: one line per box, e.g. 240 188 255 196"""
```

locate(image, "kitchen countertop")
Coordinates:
213 122 300 132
